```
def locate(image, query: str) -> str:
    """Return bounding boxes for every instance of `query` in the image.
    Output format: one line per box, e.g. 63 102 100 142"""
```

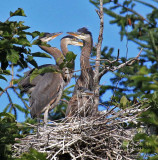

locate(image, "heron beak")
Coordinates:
40 32 63 42
77 41 83 46
71 37 83 46
51 32 63 38
67 32 85 40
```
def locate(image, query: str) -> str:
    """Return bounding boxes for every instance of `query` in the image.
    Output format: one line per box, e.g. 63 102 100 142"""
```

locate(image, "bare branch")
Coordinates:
60 99 69 104
0 85 14 96
99 48 143 78
82 54 121 63
72 65 97 73
110 48 143 71
93 0 104 113
94 0 104 78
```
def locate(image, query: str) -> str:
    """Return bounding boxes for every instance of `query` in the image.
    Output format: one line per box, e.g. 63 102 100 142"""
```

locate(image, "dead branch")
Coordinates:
99 48 143 78
82 54 121 63
93 0 104 114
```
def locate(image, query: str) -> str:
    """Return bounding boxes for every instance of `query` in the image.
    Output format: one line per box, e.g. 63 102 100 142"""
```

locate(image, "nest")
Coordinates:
12 103 146 160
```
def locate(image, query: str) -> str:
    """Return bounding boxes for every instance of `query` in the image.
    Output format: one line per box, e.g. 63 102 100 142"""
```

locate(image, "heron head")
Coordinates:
39 32 63 42
61 35 83 46
67 27 92 41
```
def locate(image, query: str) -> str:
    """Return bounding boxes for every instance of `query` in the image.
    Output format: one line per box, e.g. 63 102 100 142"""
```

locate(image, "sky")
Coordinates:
0 0 153 122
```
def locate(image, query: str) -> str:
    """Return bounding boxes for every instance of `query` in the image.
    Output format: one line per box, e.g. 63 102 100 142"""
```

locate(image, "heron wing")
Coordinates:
30 72 64 118
18 64 57 93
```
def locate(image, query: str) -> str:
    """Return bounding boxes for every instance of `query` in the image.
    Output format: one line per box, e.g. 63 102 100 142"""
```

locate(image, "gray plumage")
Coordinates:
18 33 83 121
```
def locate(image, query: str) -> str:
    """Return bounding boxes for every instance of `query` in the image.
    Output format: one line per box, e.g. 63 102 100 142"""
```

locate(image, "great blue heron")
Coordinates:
65 27 94 117
19 32 83 124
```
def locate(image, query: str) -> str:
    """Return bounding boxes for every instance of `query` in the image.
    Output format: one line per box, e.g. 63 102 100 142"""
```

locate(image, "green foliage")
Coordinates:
10 8 26 17
15 149 47 160
29 65 58 82
0 8 56 119
0 112 41 160
0 112 22 159
59 51 77 69
120 95 129 109
0 8 78 125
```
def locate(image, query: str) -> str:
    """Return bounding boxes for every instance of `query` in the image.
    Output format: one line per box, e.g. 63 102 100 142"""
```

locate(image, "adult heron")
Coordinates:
66 27 94 117
19 32 83 124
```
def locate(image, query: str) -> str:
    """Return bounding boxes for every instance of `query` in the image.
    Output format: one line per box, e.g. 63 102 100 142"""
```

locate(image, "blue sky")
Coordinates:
1 0 153 121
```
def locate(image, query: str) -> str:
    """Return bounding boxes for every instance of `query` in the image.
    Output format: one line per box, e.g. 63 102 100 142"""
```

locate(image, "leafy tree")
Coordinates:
90 0 158 159
0 8 56 118
0 8 57 159
0 112 22 159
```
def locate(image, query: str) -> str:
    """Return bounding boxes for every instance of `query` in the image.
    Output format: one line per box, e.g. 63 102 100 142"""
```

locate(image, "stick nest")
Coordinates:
12 103 146 160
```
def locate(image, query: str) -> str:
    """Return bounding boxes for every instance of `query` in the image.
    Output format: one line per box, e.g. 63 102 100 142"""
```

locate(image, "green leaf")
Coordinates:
19 148 47 160
134 0 157 9
138 66 149 75
17 37 31 46
0 75 7 81
10 8 26 17
28 59 38 68
65 51 77 61
30 66 58 82
0 112 15 120
6 49 19 64
150 155 158 160
31 31 41 38
3 104 10 113
120 96 129 108
32 52 51 58
32 39 51 47
0 70 11 75
130 75 152 82
0 87 4 92
122 140 129 148
14 104 28 113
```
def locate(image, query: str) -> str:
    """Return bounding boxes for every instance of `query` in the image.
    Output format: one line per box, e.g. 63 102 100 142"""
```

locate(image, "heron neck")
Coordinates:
61 42 68 57
39 45 64 65
80 39 92 69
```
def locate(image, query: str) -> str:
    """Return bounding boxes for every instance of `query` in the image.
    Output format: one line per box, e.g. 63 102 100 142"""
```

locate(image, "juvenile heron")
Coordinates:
19 33 83 124
66 27 94 117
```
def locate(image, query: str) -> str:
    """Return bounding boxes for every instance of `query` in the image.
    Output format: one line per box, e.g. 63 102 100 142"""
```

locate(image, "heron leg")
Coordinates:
44 107 49 130
37 117 40 138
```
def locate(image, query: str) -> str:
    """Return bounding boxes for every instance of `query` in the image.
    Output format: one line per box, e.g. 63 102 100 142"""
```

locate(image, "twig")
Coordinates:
82 54 121 63
12 103 145 159
99 48 143 78
72 65 97 73
60 99 69 104
0 85 14 96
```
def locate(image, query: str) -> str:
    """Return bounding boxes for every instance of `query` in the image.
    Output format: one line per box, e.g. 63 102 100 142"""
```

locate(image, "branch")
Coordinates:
72 65 97 73
110 0 151 25
94 0 104 80
0 85 14 96
0 64 15 96
82 54 121 63
99 48 143 78
60 99 69 104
